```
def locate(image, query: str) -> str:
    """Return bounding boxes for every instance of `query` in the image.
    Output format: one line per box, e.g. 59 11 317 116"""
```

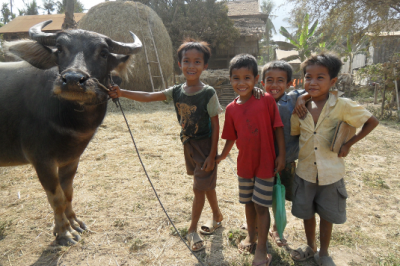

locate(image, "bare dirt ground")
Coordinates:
1 100 399 266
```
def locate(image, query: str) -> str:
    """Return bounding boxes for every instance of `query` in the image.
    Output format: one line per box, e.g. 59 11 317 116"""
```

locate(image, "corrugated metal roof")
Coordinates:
0 13 85 34
227 0 261 17
275 49 301 63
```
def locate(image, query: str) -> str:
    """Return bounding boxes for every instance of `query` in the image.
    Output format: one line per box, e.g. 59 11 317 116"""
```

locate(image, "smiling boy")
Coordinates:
290 53 379 265
216 54 285 266
108 39 223 252
261 61 309 247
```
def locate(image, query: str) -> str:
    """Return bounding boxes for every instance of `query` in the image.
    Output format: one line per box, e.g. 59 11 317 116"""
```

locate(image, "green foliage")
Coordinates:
358 53 400 88
227 229 246 247
287 0 400 46
128 0 239 60
42 0 56 14
1 3 15 24
274 13 324 62
169 226 188 238
56 0 84 14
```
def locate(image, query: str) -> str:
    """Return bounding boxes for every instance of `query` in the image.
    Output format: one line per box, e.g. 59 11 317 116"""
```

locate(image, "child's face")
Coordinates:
230 67 259 101
178 49 208 83
304 64 337 101
261 69 292 101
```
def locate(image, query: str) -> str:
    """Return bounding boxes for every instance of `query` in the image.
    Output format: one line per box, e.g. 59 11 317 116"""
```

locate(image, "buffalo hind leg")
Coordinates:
35 161 79 245
59 159 87 234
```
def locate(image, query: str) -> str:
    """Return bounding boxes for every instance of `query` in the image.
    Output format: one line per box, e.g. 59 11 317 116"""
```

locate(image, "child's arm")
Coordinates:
216 140 235 163
339 116 379 157
293 92 310 119
202 115 219 171
274 127 286 175
108 85 167 102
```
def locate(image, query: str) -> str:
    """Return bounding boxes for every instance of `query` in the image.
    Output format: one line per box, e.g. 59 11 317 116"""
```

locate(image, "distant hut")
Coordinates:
79 1 173 92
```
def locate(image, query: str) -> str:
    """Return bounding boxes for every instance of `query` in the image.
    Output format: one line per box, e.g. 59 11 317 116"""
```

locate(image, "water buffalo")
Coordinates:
0 20 142 245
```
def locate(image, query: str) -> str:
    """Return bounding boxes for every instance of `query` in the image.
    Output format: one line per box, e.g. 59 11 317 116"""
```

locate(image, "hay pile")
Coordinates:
79 1 174 92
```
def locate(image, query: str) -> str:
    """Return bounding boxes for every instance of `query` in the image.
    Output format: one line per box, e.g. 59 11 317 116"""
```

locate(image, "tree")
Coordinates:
125 0 239 64
25 0 39 15
287 0 400 43
274 13 323 62
258 0 276 64
61 0 77 29
56 0 84 14
1 3 15 24
42 0 56 14
358 53 400 119
342 34 369 74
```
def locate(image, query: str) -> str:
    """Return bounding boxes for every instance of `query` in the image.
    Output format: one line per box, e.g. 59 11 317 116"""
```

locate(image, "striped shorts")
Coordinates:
238 176 275 207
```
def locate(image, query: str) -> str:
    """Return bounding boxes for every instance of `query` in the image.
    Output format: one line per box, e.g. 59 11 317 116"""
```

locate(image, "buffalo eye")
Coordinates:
100 50 109 59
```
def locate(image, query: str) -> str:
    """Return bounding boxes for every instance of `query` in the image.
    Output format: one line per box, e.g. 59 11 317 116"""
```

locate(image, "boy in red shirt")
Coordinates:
216 54 285 266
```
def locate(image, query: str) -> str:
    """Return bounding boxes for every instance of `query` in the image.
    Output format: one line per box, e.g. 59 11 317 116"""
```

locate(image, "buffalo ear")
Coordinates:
108 54 134 80
4 40 57 69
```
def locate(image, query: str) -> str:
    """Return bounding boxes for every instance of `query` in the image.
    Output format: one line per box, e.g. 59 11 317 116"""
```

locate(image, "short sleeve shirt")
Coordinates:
222 94 284 179
163 84 222 143
276 89 305 163
291 92 372 185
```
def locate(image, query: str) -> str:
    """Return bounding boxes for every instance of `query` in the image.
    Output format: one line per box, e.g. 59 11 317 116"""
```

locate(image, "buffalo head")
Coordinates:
5 20 142 105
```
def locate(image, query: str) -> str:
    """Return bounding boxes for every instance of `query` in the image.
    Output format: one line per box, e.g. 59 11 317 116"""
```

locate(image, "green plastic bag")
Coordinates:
272 173 287 239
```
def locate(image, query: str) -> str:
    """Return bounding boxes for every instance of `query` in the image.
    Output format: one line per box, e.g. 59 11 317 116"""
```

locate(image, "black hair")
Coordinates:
229 54 258 77
301 52 343 79
261 60 293 83
177 38 211 64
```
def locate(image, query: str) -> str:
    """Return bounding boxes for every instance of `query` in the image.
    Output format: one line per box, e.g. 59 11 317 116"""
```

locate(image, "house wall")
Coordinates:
372 37 400 64
208 36 259 69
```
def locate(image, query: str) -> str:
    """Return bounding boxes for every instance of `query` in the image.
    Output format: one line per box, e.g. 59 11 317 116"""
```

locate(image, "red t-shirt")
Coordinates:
221 94 283 179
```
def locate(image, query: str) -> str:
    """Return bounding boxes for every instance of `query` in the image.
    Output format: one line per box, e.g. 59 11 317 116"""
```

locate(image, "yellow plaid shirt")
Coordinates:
291 92 372 185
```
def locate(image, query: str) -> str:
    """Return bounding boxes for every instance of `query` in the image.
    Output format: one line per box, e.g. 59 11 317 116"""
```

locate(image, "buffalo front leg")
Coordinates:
59 159 87 234
35 161 80 245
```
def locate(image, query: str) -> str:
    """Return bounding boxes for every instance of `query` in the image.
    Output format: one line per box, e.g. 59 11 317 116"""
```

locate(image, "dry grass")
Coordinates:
79 1 174 91
0 100 399 266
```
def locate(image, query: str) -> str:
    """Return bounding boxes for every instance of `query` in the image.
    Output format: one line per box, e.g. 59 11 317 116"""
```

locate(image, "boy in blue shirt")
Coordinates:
261 61 309 246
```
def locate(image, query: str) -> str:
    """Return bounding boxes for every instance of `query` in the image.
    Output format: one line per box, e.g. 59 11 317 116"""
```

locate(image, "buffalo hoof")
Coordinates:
68 216 87 233
55 231 80 246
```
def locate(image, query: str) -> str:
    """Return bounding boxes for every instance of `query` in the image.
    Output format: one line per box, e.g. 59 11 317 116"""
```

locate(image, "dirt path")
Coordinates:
0 101 399 266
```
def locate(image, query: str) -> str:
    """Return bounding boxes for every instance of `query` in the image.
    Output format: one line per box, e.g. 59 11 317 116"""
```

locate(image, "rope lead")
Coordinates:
115 98 206 266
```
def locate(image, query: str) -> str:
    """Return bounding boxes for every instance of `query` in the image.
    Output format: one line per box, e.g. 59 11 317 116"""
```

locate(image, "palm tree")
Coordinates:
42 0 56 14
259 0 276 64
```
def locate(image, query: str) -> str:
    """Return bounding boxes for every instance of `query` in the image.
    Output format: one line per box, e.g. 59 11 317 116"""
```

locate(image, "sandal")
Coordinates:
238 240 257 254
314 252 337 266
252 254 272 266
186 232 205 252
290 244 315 261
199 220 222 235
269 229 287 247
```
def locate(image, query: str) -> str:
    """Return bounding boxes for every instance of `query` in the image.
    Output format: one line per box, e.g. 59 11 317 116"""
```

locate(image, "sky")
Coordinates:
1 0 291 41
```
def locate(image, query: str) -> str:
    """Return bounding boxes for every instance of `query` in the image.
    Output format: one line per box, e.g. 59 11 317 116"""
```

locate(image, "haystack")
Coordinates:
79 1 173 92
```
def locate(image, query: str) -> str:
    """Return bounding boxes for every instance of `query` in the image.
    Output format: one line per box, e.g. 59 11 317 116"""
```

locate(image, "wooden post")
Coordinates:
374 83 379 104
394 68 399 111
381 74 387 118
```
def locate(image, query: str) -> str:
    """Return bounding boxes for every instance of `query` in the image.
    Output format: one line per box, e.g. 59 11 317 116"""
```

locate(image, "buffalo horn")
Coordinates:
29 20 57 46
108 32 143 55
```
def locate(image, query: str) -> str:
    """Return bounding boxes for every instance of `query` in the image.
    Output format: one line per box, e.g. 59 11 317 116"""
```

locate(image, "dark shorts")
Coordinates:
277 161 296 202
183 137 217 191
291 174 348 224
